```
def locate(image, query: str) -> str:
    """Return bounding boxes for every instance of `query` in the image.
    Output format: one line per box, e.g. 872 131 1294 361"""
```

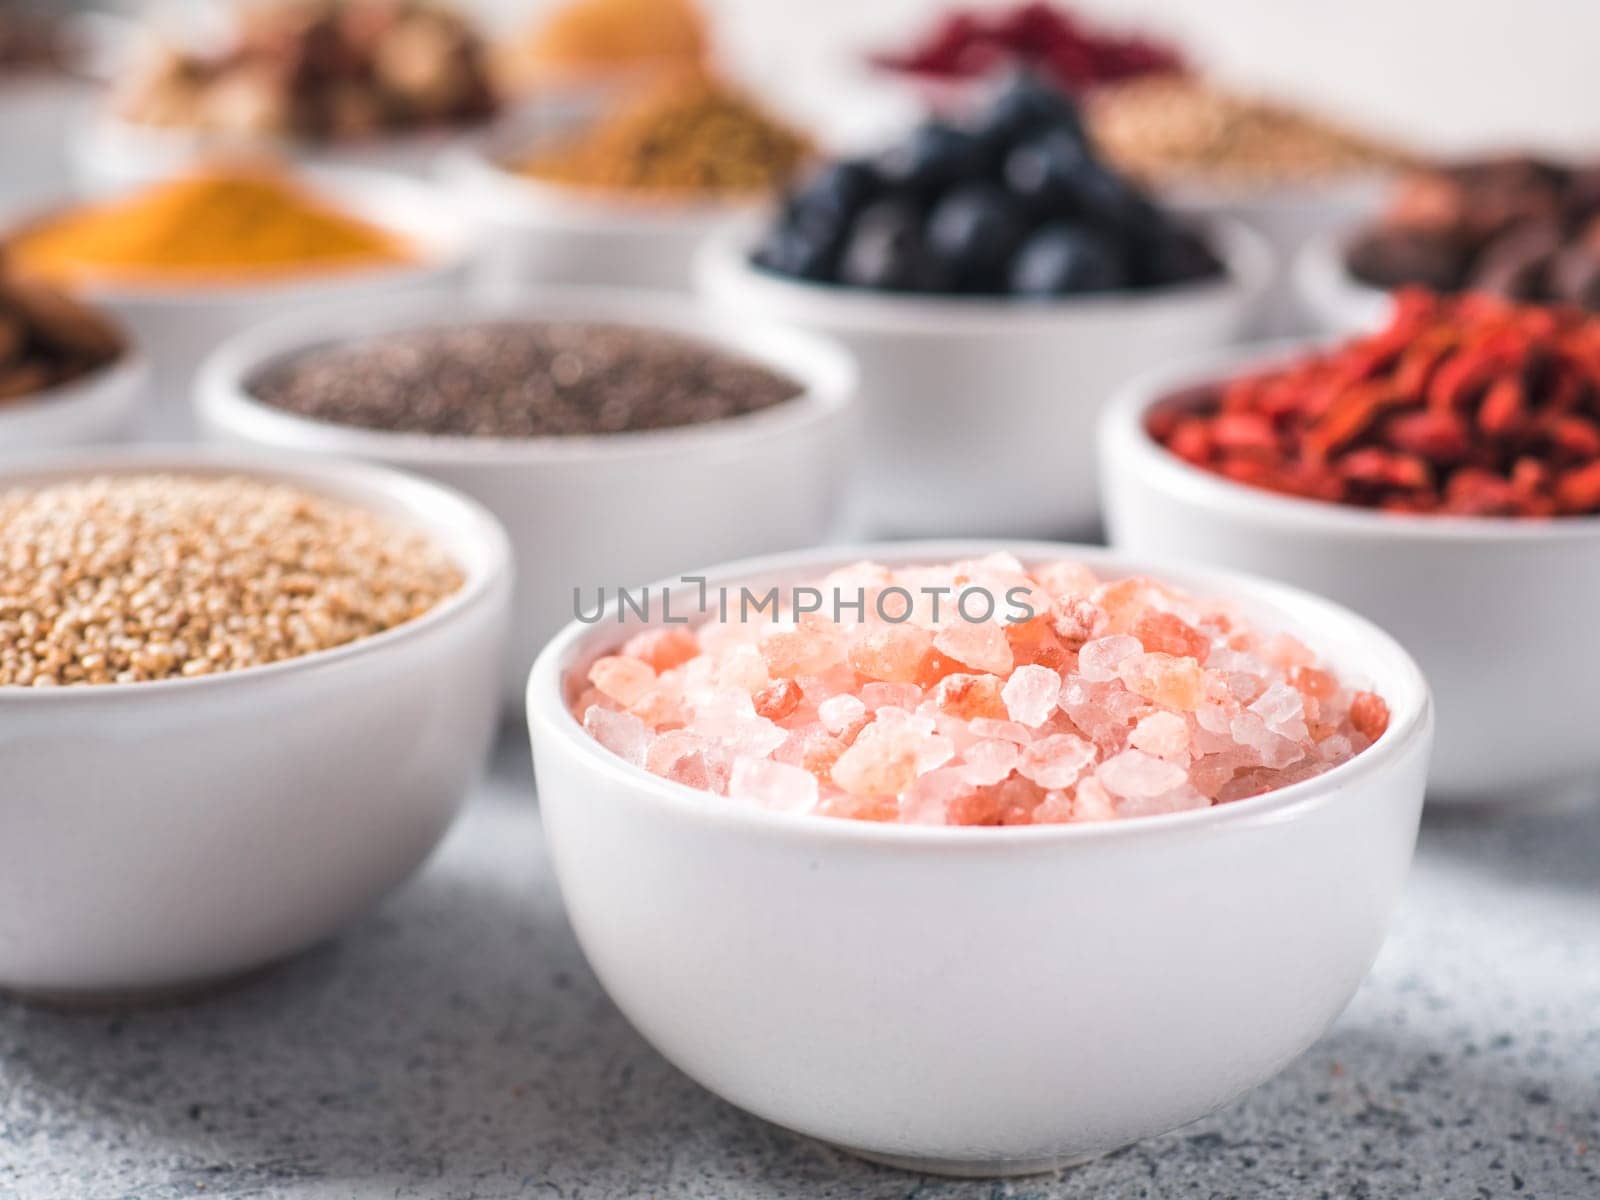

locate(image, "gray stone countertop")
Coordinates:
3 729 1597 1200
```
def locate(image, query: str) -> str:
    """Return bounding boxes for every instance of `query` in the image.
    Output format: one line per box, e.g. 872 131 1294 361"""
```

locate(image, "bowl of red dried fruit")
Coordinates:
1101 288 1600 805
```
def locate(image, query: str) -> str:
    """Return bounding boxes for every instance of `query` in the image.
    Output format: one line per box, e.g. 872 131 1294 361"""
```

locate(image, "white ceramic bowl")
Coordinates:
443 140 769 294
0 446 511 999
527 540 1431 1176
10 166 476 440
1165 176 1392 338
1100 343 1600 805
195 288 857 706
695 220 1271 539
0 351 147 451
72 111 495 188
1293 229 1398 336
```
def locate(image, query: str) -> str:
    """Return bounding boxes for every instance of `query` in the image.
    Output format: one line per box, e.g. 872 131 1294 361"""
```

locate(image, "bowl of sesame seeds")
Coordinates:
0 446 511 1000
194 287 857 707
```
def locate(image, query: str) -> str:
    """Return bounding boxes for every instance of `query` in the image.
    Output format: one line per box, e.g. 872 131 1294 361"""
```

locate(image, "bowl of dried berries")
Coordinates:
526 540 1430 1176
0 258 146 449
1102 288 1600 805
696 74 1271 538
195 288 856 705
0 447 510 1000
445 68 813 293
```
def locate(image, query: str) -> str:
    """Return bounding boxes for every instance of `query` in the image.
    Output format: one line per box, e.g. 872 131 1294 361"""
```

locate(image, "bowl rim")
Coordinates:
0 347 147 430
693 214 1275 335
4 164 474 305
1101 337 1600 543
0 444 512 702
442 141 777 228
1291 226 1396 332
193 285 859 465
527 539 1432 847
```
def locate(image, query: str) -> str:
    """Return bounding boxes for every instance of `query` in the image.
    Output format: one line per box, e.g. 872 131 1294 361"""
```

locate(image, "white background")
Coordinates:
476 0 1600 157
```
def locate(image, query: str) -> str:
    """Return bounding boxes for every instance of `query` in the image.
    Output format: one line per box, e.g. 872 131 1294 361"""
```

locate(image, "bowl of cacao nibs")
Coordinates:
0 257 145 449
695 73 1271 539
527 539 1429 1175
0 446 510 1001
195 288 857 705
1102 287 1600 805
1295 155 1600 336
74 0 503 189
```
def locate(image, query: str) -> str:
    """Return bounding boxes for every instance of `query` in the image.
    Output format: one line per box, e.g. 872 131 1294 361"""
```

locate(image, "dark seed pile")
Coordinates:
247 321 805 438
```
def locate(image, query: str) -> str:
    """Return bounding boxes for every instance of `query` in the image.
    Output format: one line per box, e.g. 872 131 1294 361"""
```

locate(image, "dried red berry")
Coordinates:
1148 289 1600 518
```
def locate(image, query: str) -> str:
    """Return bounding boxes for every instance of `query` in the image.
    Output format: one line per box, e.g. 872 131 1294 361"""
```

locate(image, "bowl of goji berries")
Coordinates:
1100 287 1600 806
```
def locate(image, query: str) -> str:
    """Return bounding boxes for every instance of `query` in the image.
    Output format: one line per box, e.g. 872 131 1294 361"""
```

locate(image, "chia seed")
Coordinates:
246 321 804 438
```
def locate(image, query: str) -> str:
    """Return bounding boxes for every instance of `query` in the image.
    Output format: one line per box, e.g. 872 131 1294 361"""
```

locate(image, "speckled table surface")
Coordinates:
2 729 1597 1200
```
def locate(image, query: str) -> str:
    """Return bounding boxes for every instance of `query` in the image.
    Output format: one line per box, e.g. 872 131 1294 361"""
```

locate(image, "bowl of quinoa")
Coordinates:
0 447 510 1000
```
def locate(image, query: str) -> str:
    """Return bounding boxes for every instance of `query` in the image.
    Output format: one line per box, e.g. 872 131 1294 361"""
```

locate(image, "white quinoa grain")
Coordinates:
0 474 464 687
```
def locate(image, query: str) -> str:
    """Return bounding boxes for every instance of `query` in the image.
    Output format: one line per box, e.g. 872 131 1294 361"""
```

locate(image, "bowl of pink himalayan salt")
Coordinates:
526 542 1431 1177
694 218 1272 539
1101 342 1600 807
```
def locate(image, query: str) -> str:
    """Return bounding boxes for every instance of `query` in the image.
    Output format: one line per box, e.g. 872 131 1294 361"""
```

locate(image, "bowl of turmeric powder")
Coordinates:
445 69 813 293
5 164 474 438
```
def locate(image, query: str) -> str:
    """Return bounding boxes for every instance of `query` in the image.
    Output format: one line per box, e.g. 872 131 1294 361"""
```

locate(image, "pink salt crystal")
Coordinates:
1096 748 1188 798
1030 790 1075 824
1130 711 1191 761
1001 663 1062 726
861 681 923 711
1250 683 1309 741
847 625 932 682
582 705 652 768
1070 777 1118 822
588 655 656 707
1229 710 1307 771
716 644 770 693
933 673 1008 720
961 738 1021 785
990 775 1046 824
1033 560 1099 599
932 620 1014 676
917 734 957 774
829 720 923 796
903 767 971 824
760 626 840 677
874 705 936 738
622 626 699 672
1119 652 1206 711
646 731 725 792
729 757 819 814
817 693 867 735
1017 732 1095 789
1077 635 1142 682
1049 595 1109 647
1116 783 1209 819
968 717 1033 744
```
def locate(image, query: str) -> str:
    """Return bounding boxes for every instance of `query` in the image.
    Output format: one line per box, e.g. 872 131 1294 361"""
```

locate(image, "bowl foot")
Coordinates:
836 1143 1108 1178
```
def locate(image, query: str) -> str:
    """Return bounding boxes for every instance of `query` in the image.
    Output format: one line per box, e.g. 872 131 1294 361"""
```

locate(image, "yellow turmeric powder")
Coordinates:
9 168 415 287
519 71 811 198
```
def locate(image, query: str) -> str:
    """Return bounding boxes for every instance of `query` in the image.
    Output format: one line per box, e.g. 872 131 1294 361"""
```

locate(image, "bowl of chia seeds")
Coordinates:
195 289 858 705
